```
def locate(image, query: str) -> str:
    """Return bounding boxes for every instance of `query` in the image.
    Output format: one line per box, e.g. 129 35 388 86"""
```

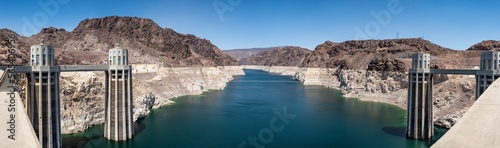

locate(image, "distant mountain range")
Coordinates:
231 38 500 72
223 47 282 60
1 16 498 69
237 46 311 66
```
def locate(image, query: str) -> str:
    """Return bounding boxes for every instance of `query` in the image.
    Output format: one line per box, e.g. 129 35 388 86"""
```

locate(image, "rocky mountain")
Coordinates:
239 46 311 66
0 29 33 65
301 38 456 72
466 40 500 51
237 38 468 73
31 27 70 45
224 47 276 60
29 16 239 66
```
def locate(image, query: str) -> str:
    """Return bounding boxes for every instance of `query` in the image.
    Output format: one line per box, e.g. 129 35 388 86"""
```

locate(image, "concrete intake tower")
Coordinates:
25 40 62 148
104 44 135 141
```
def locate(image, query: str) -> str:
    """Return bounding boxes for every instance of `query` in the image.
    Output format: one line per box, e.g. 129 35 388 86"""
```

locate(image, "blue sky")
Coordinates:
1 0 499 50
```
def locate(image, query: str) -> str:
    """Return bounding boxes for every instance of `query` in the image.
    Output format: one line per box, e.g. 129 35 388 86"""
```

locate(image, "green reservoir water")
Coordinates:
63 69 447 147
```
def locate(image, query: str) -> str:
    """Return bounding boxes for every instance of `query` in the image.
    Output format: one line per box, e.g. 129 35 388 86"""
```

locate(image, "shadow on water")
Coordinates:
133 121 147 136
382 126 407 138
429 127 448 146
382 126 449 147
62 122 146 148
63 132 102 148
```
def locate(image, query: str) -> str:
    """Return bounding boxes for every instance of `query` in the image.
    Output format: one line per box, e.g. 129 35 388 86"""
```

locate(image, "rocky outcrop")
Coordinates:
135 92 157 119
31 27 70 45
295 68 337 86
60 72 105 134
467 40 500 51
432 79 476 128
59 66 244 134
367 58 406 73
0 29 30 65
28 16 239 67
301 38 455 69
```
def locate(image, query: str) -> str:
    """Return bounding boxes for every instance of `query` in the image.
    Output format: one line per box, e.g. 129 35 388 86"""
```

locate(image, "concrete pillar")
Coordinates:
25 40 61 148
407 52 433 139
104 44 134 141
476 51 500 99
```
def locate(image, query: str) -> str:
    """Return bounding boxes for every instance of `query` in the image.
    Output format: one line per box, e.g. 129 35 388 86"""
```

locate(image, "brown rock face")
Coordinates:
367 58 406 72
239 46 311 66
32 27 70 45
0 29 30 65
301 38 455 71
28 16 239 66
466 40 500 51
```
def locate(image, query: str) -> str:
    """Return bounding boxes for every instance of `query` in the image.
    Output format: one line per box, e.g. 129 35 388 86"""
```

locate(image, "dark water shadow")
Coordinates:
134 121 147 136
63 132 103 148
383 126 449 147
62 122 147 148
382 126 407 138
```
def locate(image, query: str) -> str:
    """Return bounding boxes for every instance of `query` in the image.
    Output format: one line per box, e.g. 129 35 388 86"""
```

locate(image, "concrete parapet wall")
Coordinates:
0 70 41 148
432 79 500 148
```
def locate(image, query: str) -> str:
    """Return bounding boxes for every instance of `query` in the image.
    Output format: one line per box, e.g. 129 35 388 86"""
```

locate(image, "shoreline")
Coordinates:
254 68 407 110
343 92 407 110
242 65 406 107
246 67 408 110
242 65 475 129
